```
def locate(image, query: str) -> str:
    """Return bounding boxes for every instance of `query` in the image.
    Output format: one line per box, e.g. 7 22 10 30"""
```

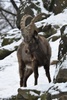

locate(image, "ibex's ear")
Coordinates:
34 30 38 39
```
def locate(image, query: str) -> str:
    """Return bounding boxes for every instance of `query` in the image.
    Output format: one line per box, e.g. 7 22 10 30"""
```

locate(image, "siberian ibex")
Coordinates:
17 13 51 87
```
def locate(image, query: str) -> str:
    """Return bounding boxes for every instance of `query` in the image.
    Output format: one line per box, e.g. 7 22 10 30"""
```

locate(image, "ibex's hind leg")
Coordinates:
23 69 33 87
33 64 39 85
44 63 51 83
34 68 38 85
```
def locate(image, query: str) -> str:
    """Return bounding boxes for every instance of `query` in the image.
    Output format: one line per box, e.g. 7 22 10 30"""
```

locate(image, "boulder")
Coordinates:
16 83 67 100
16 88 41 100
0 28 21 59
43 0 67 14
43 24 57 38
58 25 67 60
59 95 67 100
53 54 67 83
0 49 14 60
53 0 67 14
53 25 67 83
2 37 20 47
55 69 67 83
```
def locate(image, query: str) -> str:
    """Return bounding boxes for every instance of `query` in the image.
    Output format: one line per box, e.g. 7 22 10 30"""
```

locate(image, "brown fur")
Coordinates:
17 14 51 87
17 35 51 87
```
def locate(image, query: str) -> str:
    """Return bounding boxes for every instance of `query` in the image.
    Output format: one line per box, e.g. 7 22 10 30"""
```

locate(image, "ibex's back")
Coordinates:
17 13 51 87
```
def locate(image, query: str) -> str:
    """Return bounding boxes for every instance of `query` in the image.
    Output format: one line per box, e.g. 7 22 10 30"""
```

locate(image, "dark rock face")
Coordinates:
53 25 67 83
42 24 57 38
0 49 14 60
53 53 67 83
54 68 67 83
51 25 67 99
53 0 67 14
52 24 67 99
58 25 67 60
42 0 67 14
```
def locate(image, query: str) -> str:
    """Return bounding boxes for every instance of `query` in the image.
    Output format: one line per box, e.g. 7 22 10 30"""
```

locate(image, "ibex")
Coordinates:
17 13 51 87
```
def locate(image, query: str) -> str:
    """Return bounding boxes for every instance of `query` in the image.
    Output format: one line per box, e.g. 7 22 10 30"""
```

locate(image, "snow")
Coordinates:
1 39 22 51
0 52 20 98
37 0 48 13
0 34 59 98
50 38 60 61
0 1 67 99
0 28 22 50
49 82 67 95
36 8 67 28
31 0 49 16
4 0 20 9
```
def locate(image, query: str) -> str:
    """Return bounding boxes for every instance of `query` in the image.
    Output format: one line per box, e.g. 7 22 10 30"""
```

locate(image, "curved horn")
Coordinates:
20 14 33 31
28 13 50 32
30 13 50 24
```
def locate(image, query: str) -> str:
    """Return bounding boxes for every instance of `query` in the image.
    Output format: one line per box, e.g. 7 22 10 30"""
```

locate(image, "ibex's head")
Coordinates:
20 13 48 43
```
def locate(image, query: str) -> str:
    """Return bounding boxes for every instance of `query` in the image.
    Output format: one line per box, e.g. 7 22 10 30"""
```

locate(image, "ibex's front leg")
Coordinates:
18 59 25 87
44 62 51 83
19 66 25 87
23 68 33 87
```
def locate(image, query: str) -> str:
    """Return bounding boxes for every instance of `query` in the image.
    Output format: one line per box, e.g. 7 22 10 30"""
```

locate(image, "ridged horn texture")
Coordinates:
20 13 48 32
30 13 48 24
20 14 33 31
20 13 49 42
28 13 48 33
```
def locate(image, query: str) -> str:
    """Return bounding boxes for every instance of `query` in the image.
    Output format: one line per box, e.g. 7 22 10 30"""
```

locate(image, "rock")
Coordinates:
58 25 67 60
43 0 67 14
16 88 40 100
37 24 57 38
0 28 21 59
43 24 57 38
53 0 67 14
50 35 60 41
2 37 20 47
53 54 67 83
59 95 67 100
0 49 14 60
48 90 67 100
55 69 67 83
53 25 67 83
16 83 67 100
